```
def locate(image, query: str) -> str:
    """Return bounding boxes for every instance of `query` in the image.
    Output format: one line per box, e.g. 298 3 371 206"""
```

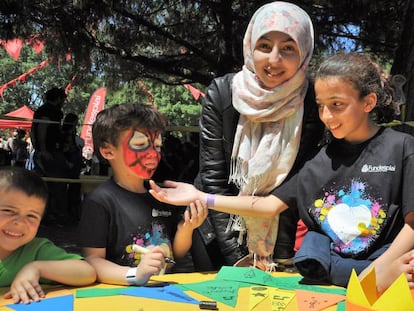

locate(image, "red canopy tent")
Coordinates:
0 105 34 130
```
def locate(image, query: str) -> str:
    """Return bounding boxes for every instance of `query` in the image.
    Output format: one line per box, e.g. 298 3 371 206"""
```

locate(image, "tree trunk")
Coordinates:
391 0 414 134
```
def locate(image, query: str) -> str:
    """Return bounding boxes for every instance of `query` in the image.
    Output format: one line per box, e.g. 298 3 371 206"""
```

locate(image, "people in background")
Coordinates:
31 87 68 224
62 112 85 221
10 129 29 167
4 131 17 165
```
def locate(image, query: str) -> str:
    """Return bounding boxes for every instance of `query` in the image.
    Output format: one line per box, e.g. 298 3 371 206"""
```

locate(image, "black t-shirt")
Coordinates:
273 127 414 258
78 179 184 266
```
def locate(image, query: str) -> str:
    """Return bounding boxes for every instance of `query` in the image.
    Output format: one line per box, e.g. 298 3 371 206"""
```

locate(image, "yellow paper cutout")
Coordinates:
249 286 268 310
347 268 414 311
269 288 295 311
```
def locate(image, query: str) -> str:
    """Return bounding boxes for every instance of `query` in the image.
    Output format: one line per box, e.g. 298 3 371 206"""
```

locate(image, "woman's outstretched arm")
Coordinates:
149 180 288 218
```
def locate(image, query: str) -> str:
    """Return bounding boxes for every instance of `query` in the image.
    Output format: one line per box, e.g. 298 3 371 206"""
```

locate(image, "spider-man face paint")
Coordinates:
122 129 162 179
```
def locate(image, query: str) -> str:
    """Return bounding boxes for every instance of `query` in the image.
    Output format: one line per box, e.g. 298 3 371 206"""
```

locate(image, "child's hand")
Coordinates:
4 262 45 304
182 200 208 230
134 246 166 285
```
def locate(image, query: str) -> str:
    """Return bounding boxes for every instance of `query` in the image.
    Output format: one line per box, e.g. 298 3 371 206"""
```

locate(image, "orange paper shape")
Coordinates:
346 268 414 310
295 289 345 311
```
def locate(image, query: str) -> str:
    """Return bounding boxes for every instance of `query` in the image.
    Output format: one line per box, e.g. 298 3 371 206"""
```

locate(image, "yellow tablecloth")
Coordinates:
0 272 343 311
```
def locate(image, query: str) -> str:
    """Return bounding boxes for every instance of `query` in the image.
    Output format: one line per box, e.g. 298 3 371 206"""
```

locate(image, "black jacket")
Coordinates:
193 73 325 268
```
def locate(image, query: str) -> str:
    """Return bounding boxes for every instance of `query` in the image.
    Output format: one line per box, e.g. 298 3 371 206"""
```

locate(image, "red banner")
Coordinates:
0 59 49 98
1 38 23 60
183 84 205 100
80 87 106 159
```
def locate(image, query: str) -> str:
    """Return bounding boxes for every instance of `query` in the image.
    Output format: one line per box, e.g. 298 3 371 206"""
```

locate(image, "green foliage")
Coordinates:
0 46 202 133
0 0 408 86
105 79 202 129
1 0 414 127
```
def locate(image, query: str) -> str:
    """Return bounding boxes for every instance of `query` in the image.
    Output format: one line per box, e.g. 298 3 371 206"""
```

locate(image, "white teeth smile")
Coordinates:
4 230 23 237
265 68 283 76
329 124 340 130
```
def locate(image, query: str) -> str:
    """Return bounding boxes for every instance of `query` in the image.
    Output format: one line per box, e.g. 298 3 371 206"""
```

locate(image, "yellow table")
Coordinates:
0 272 343 311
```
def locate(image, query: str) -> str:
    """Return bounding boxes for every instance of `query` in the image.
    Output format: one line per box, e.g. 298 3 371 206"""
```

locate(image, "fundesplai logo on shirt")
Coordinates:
152 209 172 217
361 164 396 173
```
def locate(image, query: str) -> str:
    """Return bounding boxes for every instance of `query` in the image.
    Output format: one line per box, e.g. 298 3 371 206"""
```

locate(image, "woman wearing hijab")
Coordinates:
191 1 324 271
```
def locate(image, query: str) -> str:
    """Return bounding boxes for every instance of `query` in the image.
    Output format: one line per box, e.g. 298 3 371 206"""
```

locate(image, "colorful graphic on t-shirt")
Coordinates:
123 222 172 266
310 179 387 256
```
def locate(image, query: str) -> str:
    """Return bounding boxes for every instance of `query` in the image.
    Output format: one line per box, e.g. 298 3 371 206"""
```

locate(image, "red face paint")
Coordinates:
122 129 162 179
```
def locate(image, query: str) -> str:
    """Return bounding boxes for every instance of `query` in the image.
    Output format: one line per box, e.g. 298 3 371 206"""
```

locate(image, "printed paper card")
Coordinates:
269 288 295 311
249 286 268 310
178 279 243 307
295 289 345 311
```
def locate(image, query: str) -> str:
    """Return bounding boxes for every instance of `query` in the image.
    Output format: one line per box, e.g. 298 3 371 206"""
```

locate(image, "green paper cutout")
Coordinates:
336 300 346 310
270 276 346 295
215 266 346 296
216 266 277 286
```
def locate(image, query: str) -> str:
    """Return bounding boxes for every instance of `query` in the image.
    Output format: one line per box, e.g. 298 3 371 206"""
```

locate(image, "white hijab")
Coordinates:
230 1 314 195
229 2 314 260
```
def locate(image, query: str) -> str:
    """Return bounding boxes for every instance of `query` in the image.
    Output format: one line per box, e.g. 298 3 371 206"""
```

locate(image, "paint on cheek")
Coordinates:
122 130 161 179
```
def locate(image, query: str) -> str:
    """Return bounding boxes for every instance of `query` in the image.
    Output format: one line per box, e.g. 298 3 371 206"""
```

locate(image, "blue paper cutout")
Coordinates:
7 295 73 311
121 284 199 304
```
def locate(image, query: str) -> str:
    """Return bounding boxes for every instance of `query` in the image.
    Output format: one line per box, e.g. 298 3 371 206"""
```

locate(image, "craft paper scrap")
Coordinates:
178 279 243 307
216 266 277 286
121 284 199 304
295 289 345 311
274 276 346 295
336 301 346 311
76 287 126 298
0 288 72 307
6 295 73 311
346 268 414 310
215 266 346 295
249 286 268 310
269 288 295 311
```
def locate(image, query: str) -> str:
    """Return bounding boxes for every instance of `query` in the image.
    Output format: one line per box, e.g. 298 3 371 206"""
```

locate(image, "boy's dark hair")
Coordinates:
0 167 48 202
92 103 168 151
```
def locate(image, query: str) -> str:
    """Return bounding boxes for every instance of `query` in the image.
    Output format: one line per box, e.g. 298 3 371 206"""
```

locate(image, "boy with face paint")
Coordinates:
78 103 207 286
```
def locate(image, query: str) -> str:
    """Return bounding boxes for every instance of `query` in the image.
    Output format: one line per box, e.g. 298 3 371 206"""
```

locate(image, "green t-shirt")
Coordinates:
0 237 82 286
